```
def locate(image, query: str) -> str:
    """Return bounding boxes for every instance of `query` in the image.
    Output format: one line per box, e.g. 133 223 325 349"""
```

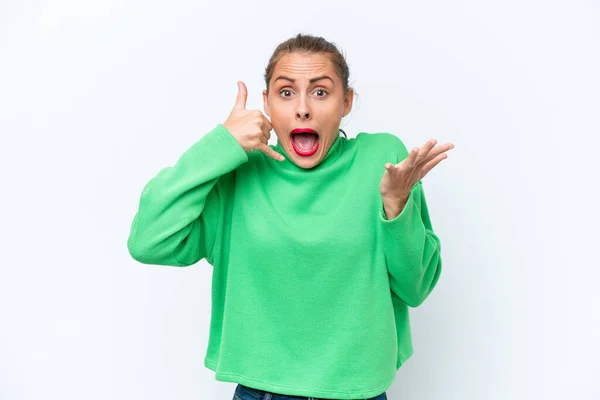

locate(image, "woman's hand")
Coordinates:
380 139 454 218
223 81 285 161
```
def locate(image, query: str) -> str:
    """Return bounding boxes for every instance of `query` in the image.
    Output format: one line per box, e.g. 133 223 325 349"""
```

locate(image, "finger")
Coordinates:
262 128 271 143
421 153 448 176
260 131 270 146
385 163 399 176
417 139 437 164
234 81 248 110
263 115 273 131
406 147 419 167
257 143 285 161
261 114 272 140
423 143 455 164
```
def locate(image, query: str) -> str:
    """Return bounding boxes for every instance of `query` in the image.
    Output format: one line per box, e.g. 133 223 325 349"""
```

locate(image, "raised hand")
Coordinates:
380 139 454 216
223 81 285 161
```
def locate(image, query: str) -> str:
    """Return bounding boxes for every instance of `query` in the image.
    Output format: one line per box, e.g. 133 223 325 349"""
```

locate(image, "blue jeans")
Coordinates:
233 383 387 400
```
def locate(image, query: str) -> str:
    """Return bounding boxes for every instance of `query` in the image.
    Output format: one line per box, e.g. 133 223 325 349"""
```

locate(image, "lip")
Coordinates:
291 128 318 134
290 128 319 157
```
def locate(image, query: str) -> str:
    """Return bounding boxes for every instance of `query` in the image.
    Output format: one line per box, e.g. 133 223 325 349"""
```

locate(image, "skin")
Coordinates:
380 140 454 219
262 52 354 170
261 51 455 217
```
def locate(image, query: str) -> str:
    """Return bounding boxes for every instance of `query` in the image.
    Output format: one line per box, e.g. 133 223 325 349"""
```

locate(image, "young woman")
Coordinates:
127 33 454 400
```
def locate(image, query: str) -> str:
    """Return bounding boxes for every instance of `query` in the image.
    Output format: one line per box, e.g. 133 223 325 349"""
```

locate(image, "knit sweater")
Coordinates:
127 123 443 399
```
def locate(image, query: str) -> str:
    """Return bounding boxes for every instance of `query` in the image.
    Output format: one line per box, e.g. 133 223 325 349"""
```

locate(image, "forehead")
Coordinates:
272 52 337 82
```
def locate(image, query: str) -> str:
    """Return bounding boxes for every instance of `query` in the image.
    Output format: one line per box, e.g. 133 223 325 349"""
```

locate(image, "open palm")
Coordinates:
380 139 454 201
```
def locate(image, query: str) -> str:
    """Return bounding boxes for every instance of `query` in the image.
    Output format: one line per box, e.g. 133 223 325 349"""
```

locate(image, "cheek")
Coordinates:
320 101 343 117
269 104 288 119
267 113 287 136
270 107 294 129
269 113 285 128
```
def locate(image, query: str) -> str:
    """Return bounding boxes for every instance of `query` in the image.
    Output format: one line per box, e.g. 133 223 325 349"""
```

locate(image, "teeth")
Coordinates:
292 132 318 136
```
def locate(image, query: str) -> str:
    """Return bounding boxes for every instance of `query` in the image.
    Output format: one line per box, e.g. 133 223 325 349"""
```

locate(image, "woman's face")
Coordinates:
263 52 354 169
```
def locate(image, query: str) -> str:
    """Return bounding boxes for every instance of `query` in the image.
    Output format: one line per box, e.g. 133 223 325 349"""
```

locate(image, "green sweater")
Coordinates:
127 123 442 399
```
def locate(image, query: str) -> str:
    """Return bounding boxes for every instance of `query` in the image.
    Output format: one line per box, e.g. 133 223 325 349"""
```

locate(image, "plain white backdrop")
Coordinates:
1 1 598 399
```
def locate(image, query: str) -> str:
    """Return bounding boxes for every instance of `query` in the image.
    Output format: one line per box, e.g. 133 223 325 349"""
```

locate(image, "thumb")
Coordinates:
234 81 247 110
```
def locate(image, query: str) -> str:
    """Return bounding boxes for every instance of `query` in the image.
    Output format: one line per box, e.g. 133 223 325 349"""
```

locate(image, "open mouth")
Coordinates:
290 129 319 157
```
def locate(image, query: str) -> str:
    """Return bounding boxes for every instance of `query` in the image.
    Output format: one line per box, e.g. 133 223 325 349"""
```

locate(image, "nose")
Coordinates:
296 110 310 120
295 95 311 121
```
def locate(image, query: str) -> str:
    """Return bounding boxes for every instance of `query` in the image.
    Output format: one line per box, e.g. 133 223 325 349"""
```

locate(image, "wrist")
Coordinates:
382 193 410 220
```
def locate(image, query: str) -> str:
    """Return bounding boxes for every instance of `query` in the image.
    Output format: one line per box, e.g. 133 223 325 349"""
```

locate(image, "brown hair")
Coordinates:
263 33 354 138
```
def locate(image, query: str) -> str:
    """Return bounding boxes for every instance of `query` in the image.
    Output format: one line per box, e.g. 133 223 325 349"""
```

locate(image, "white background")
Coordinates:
1 1 598 399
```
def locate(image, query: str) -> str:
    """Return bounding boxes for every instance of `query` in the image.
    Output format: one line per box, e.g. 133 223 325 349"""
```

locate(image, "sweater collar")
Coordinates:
272 131 347 172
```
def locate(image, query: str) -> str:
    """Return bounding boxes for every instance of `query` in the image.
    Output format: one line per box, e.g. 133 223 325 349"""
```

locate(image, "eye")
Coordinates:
314 88 329 97
278 88 329 98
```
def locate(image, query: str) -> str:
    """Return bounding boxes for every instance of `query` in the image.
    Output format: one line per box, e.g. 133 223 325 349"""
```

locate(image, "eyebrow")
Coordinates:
274 75 334 84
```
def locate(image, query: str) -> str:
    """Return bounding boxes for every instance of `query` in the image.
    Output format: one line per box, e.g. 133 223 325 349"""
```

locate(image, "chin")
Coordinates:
293 160 318 169
290 153 323 169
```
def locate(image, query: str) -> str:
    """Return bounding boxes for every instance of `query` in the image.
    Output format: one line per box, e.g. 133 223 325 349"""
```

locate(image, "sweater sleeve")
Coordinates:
379 137 443 307
127 124 248 266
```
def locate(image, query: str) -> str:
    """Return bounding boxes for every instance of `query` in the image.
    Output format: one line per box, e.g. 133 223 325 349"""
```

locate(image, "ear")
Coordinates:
262 89 270 117
342 88 354 117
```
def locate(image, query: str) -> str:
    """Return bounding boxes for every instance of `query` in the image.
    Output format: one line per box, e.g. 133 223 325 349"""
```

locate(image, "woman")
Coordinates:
127 33 454 400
